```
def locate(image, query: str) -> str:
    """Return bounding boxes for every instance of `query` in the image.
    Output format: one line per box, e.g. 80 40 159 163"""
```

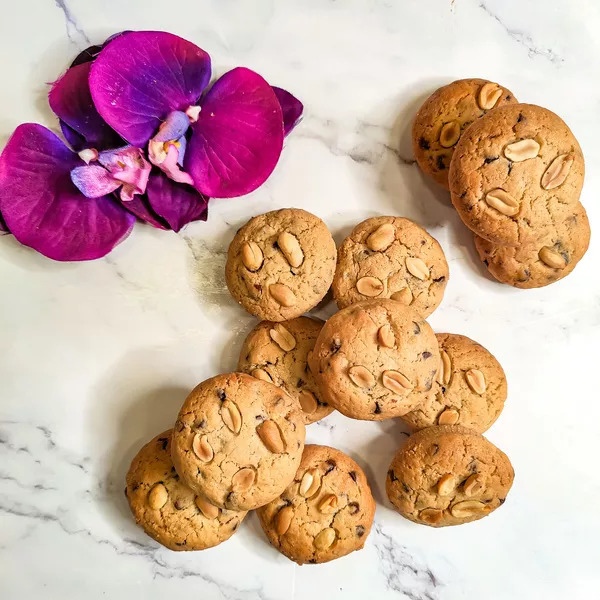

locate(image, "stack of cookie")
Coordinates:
413 79 590 288
125 206 515 563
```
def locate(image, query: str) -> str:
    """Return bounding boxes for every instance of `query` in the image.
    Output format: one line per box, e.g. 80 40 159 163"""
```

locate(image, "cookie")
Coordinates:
413 78 517 189
225 208 337 321
237 317 334 425
332 216 449 318
171 373 306 511
386 425 514 527
257 444 375 564
449 103 585 247
401 333 507 433
309 299 440 421
126 430 247 551
474 201 590 288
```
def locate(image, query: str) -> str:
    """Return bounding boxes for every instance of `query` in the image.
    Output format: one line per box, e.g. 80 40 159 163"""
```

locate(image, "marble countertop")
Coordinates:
1 1 599 598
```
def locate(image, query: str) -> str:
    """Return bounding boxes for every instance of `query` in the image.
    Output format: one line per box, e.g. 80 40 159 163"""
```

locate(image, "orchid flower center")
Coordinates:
70 146 151 202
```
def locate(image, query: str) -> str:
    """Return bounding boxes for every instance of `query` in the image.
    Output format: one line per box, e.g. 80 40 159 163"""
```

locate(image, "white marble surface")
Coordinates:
1 1 599 598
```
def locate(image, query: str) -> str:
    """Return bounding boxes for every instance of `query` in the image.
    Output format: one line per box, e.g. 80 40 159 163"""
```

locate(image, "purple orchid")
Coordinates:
0 30 302 261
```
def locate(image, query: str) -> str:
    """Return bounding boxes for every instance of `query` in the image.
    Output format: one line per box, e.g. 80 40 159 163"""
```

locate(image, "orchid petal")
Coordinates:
151 144 194 185
71 164 121 198
121 196 168 230
153 111 190 143
0 124 134 261
60 120 87 152
90 31 211 146
97 146 151 198
186 67 284 198
146 173 208 232
49 62 121 150
69 31 131 68
272 87 303 135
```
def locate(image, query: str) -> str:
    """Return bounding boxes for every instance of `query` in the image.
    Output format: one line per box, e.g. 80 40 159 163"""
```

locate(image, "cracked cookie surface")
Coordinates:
386 426 514 527
126 430 247 551
257 444 375 564
171 373 306 511
413 78 517 189
225 208 337 321
309 299 440 421
401 333 507 433
474 200 590 288
332 216 449 318
238 317 334 425
449 103 585 247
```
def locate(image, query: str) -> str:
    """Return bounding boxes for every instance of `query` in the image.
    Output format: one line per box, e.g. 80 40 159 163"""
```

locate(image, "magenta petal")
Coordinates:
71 164 120 198
0 124 134 261
146 173 208 232
272 87 303 135
89 31 211 146
186 67 284 198
60 120 87 152
49 62 121 150
121 195 168 230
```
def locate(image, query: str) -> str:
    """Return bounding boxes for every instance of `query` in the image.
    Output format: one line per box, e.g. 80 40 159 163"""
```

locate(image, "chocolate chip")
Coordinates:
325 459 336 474
308 559 317 564
226 491 234 502
402 482 411 494
483 259 489 266
517 112 524 123
388 469 398 482
484 156 499 164
348 502 360 514
413 322 421 334
232 523 238 531
356 525 365 537
131 483 140 492
468 459 478 473
419 137 430 150
272 240 279 249
254 283 262 292
436 154 446 170
173 473 179 481
499 498 506 505
422 351 432 359
374 402 382 414
441 386 446 393
255 414 265 421
158 437 169 450
124 487 128 496
433 276 445 283
507 161 513 175
330 339 341 354
296 378 305 388
195 419 206 429
175 542 186 546
506 95 512 101
216 389 226 401
460 191 467 199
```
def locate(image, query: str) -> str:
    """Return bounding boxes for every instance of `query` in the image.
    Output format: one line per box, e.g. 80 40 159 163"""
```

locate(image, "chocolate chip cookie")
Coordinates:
474 200 590 288
225 208 337 321
413 78 517 189
238 317 334 425
386 426 514 527
126 430 247 551
401 333 507 433
449 103 585 247
332 216 449 318
257 444 376 564
171 373 306 511
309 299 440 421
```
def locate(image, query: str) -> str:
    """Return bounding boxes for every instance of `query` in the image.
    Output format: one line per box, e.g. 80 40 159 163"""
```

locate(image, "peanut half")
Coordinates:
438 408 459 425
356 276 385 297
195 495 220 519
299 390 318 415
538 246 567 269
391 287 413 306
269 283 297 307
436 474 455 496
504 139 540 162
377 324 395 348
348 365 375 388
450 500 490 518
221 400 243 434
275 505 294 535
241 241 264 271
366 223 395 252
419 508 444 525
269 324 296 352
147 483 169 509
406 257 430 280
192 433 214 462
541 153 574 190
485 188 520 217
465 369 486 395
318 494 338 514
478 82 502 110
256 419 285 453
231 467 256 492
439 120 461 148
252 368 273 383
382 370 413 394
463 473 485 497
299 468 321 498
313 527 336 550
277 231 304 268
437 350 452 386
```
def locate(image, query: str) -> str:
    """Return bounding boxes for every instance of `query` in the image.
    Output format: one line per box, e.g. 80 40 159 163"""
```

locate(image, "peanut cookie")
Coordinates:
237 317 334 425
413 78 517 189
332 216 449 318
309 299 440 421
225 208 337 321
126 430 247 551
257 444 375 564
386 426 514 527
171 373 306 511
474 200 590 288
401 333 507 433
449 103 585 247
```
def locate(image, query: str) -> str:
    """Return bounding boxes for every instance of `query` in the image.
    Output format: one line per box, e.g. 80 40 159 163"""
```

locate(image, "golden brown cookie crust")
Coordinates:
386 426 514 527
225 208 337 321
237 317 334 425
449 103 585 247
257 444 376 564
309 299 440 421
126 430 247 551
413 78 517 189
171 373 306 511
332 216 449 318
401 333 507 433
474 201 590 289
